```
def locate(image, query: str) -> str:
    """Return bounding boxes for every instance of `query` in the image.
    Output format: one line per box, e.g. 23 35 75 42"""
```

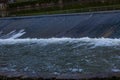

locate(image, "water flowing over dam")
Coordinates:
0 11 120 78
0 11 120 38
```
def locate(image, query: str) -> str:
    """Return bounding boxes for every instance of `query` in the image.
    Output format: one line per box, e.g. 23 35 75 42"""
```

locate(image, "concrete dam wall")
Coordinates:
0 11 120 38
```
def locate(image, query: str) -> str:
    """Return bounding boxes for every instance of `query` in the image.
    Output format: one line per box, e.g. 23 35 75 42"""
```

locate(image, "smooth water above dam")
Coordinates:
0 11 120 75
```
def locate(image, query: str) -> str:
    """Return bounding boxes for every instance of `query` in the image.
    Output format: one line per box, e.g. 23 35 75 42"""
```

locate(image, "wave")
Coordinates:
0 37 120 47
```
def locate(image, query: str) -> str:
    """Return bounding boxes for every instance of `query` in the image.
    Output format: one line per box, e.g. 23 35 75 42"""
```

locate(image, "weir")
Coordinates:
0 11 120 38
0 11 120 79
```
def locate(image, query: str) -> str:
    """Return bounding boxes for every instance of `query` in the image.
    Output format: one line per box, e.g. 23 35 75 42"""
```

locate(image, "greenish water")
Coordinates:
0 38 120 74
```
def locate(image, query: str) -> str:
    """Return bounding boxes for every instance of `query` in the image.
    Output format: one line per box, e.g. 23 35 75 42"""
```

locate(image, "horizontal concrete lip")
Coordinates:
1 10 120 20
0 71 120 79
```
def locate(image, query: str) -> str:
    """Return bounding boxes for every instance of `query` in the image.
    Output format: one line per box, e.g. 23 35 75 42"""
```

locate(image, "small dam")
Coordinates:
0 11 120 80
0 11 120 38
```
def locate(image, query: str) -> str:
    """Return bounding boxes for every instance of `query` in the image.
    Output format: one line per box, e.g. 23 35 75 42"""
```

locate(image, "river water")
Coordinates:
0 37 120 74
0 11 120 75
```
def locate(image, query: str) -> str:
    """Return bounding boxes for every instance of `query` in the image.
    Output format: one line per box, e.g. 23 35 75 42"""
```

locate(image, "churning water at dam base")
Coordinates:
0 36 120 74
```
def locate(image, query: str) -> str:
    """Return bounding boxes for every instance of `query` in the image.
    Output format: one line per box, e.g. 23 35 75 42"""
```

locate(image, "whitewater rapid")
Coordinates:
1 11 120 74
0 37 120 74
0 30 120 74
0 37 120 47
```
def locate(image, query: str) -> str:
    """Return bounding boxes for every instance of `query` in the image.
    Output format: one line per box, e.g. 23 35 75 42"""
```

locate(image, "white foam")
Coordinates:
0 29 26 39
0 37 120 47
9 29 26 39
69 68 83 72
111 68 120 72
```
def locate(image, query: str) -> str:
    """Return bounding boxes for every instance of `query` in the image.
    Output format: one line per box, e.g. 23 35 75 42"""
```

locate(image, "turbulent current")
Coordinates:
0 11 120 75
0 37 120 74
